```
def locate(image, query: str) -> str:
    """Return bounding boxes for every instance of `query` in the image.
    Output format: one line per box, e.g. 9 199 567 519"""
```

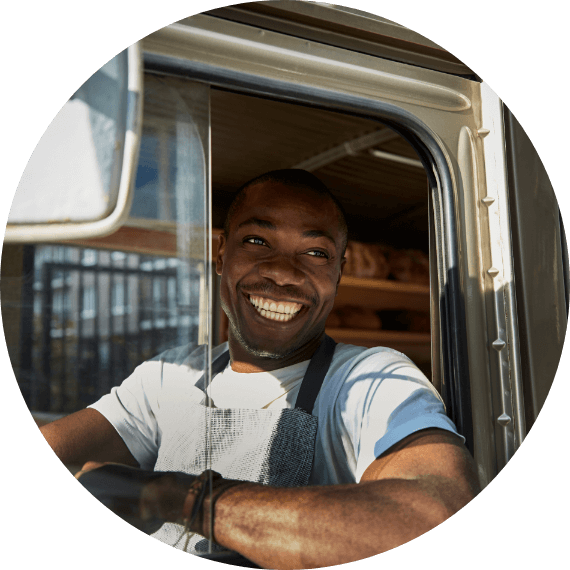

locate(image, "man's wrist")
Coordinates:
178 471 209 529
168 470 248 544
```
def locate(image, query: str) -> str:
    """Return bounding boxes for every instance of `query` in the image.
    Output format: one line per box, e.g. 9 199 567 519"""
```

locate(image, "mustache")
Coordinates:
238 281 318 306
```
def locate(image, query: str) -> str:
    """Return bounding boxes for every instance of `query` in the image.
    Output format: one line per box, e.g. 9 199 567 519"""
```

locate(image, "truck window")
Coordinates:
3 73 438 431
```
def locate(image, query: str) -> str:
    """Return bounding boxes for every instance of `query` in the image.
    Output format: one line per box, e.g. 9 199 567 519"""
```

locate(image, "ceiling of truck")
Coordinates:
210 88 429 250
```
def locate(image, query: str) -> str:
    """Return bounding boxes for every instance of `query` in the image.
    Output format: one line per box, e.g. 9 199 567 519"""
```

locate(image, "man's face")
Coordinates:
216 182 345 360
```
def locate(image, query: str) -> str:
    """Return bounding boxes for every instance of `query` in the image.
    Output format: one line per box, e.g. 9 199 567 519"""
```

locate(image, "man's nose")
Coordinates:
257 256 305 287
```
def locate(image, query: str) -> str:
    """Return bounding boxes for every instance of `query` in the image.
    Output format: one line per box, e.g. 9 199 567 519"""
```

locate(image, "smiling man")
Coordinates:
218 170 347 370
41 170 479 569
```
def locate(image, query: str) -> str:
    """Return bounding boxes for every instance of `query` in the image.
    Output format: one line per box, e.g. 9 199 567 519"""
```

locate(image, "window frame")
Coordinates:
141 59 474 458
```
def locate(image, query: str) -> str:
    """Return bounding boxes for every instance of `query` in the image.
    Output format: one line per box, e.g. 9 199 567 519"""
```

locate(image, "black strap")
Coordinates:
212 350 231 376
195 350 230 393
294 335 337 414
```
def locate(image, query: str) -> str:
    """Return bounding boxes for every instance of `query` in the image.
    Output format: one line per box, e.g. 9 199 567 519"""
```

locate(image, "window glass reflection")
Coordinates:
22 245 202 414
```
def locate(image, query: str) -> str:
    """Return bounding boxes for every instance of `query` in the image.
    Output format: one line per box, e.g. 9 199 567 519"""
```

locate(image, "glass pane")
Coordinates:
3 76 211 419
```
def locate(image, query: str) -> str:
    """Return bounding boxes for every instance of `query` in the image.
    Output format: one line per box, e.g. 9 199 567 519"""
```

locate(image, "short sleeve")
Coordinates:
335 350 464 482
88 360 164 470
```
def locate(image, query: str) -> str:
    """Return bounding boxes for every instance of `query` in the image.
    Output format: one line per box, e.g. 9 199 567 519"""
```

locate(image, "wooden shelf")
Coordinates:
335 275 429 312
326 328 431 362
330 276 430 363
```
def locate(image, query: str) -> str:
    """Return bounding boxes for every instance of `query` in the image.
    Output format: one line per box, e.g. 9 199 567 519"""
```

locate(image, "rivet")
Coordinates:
481 196 495 206
497 413 511 426
478 128 491 138
492 339 506 351
487 267 500 277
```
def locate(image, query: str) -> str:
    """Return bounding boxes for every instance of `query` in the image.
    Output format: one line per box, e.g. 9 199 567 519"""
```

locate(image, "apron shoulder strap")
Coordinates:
195 349 230 392
295 335 337 414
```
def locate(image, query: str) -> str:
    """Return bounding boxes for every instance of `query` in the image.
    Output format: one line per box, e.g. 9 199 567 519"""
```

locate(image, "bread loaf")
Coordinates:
408 249 430 285
388 249 429 285
367 244 391 279
344 241 390 279
344 240 429 284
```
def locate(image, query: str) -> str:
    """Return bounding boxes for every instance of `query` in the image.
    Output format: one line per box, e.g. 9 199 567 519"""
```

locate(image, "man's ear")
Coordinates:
216 233 227 276
335 256 346 294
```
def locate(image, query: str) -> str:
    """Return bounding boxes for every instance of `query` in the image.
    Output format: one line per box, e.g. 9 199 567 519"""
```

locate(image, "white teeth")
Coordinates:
254 305 294 322
249 295 302 322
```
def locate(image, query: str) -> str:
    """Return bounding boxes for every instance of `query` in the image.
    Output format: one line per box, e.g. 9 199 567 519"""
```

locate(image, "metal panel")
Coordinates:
206 1 477 78
475 86 525 470
504 108 567 431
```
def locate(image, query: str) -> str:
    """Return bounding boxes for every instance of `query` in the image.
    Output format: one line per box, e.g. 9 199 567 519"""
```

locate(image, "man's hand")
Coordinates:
75 463 198 533
76 464 244 540
74 460 107 479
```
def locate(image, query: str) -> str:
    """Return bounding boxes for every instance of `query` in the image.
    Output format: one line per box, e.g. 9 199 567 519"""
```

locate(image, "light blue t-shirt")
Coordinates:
89 342 463 484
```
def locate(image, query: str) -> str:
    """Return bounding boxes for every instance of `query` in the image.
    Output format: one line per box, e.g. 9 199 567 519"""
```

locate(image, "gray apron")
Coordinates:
151 335 337 554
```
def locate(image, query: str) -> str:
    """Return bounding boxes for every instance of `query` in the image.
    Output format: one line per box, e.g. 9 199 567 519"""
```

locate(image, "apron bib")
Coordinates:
151 335 337 554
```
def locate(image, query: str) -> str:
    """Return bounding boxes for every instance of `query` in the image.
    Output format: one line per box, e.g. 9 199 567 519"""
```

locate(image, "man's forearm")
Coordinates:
210 476 469 569
40 409 138 467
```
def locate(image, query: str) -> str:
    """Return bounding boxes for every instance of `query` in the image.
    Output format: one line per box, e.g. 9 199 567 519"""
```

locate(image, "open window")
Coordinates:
4 70 465 448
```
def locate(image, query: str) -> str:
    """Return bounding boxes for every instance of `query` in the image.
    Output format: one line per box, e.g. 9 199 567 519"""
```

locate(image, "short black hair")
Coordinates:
223 169 348 255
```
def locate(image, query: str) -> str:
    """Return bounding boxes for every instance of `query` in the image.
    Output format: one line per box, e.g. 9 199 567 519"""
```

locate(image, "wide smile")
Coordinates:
247 294 305 323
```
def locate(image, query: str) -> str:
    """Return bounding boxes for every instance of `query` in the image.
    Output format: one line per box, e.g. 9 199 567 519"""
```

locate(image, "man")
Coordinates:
42 170 479 569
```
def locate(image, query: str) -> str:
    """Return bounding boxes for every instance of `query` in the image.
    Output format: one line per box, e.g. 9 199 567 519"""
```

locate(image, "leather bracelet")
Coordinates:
180 471 210 533
180 470 245 544
201 472 246 544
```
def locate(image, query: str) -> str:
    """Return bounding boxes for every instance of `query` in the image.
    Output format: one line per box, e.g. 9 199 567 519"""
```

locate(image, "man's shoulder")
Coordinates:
325 342 437 400
330 342 416 377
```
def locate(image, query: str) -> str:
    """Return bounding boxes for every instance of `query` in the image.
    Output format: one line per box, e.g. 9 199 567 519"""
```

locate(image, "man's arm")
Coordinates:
210 428 480 569
40 408 139 468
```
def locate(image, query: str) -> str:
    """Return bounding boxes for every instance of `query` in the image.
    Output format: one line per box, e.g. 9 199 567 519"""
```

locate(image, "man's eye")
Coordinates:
245 237 266 246
306 250 329 259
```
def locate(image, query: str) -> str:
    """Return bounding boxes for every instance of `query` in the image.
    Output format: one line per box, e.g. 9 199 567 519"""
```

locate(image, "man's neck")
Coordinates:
227 332 324 373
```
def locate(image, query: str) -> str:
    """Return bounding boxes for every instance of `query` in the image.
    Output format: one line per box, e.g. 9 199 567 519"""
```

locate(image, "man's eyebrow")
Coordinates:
236 217 277 231
302 229 337 247
236 219 338 248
